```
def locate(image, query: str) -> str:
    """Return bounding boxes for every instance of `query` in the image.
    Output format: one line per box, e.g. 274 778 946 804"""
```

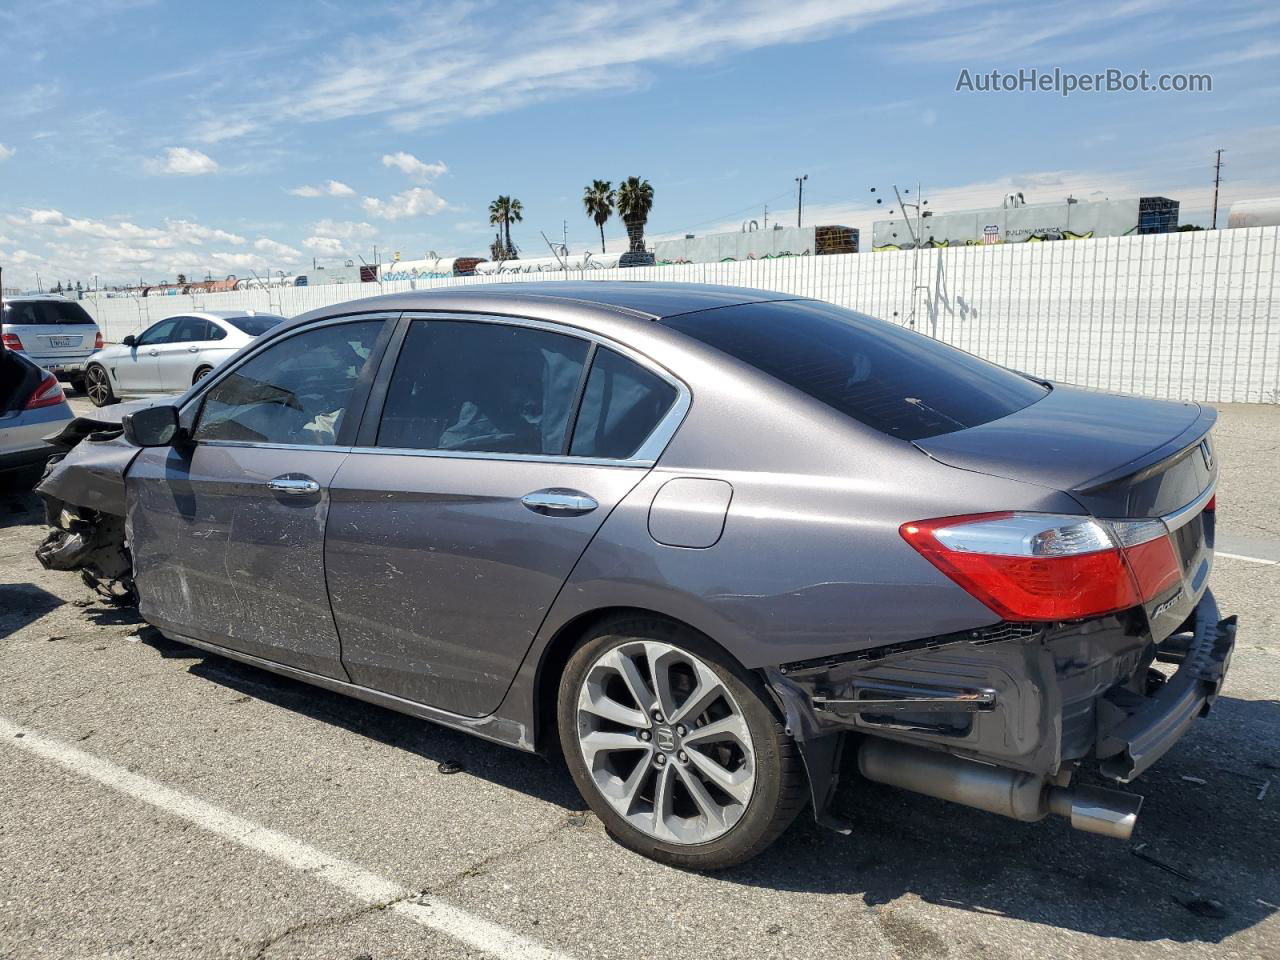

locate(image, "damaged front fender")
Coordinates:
33 402 156 603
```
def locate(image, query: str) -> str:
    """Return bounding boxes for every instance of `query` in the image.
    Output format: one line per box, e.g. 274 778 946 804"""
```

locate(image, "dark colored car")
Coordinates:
0 345 73 483
35 283 1232 869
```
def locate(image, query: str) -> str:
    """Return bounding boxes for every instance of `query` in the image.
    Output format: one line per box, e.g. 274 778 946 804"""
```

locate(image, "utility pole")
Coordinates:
763 204 768 230
795 175 808 229
1211 149 1224 230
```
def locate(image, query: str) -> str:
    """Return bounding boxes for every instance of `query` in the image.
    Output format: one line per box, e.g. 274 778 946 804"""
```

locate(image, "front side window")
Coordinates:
137 318 179 346
378 320 589 455
570 348 678 459
193 321 382 446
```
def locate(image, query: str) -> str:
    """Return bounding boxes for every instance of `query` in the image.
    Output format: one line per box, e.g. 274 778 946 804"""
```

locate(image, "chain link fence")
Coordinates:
86 225 1280 404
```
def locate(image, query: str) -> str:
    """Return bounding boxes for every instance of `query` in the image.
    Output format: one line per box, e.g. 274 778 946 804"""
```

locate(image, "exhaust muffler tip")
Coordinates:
1049 784 1143 841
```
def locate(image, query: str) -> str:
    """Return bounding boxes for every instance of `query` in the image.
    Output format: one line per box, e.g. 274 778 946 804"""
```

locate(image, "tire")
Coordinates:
192 365 214 384
67 375 87 395
557 616 806 870
84 364 116 407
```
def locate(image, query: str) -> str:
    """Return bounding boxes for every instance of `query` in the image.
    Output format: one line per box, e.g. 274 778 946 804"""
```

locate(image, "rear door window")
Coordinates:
171 316 211 342
662 300 1047 441
569 348 677 459
377 320 589 455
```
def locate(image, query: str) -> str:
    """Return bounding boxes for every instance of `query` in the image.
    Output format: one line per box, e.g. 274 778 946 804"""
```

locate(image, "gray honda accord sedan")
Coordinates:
35 282 1233 869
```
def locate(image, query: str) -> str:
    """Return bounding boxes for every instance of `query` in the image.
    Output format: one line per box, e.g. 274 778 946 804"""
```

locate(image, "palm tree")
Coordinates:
488 195 523 260
582 180 615 253
616 176 654 257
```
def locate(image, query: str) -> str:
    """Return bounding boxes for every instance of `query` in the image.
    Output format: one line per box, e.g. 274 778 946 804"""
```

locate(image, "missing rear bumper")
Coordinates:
1096 593 1235 781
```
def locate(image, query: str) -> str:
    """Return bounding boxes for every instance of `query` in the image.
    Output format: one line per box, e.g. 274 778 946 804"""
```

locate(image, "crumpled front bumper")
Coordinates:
1096 590 1236 781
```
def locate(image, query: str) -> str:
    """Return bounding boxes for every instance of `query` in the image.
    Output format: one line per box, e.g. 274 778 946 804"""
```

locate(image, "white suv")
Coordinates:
1 294 103 393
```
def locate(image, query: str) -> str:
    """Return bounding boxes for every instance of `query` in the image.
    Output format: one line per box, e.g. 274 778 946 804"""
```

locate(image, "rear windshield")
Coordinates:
662 300 1047 441
2 299 97 326
225 314 286 336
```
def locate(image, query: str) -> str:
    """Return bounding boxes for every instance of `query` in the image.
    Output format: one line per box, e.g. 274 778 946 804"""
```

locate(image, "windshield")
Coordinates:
3 300 97 326
662 299 1048 441
226 314 286 336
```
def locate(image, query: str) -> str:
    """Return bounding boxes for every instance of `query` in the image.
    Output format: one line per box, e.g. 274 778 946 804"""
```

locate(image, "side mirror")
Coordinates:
122 334 137 347
122 404 184 447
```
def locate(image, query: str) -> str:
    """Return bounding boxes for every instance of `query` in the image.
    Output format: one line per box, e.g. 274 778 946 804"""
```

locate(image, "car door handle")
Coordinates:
267 475 320 496
521 489 598 515
147 349 159 356
187 346 199 353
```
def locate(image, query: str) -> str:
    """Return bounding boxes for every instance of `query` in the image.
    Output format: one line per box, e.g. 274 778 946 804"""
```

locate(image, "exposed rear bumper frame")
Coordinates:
1096 590 1235 781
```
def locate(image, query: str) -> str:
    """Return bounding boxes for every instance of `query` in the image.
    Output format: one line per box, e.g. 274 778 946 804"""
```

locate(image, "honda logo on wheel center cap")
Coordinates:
655 726 677 751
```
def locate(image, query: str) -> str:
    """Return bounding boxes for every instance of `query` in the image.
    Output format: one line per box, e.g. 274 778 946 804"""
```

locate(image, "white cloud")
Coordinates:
290 179 355 198
2 206 269 286
381 152 447 181
0 143 13 161
253 237 302 261
303 219 377 256
145 146 219 176
206 1 942 134
361 187 447 220
303 235 346 256
311 219 377 240
28 208 68 225
165 220 246 245
191 118 257 143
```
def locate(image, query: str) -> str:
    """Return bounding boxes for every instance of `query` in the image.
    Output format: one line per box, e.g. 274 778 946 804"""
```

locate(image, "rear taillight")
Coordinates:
2 332 23 351
900 511 1183 621
94 331 104 349
24 372 65 410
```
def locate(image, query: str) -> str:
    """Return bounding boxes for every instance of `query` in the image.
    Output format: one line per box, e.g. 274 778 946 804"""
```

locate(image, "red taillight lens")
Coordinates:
94 331 104 349
24 372 66 410
1204 495 1215 513
2 332 23 351
901 512 1183 621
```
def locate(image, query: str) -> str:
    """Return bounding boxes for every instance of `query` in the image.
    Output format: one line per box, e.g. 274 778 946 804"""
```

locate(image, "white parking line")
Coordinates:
0 717 570 960
1218 551 1280 566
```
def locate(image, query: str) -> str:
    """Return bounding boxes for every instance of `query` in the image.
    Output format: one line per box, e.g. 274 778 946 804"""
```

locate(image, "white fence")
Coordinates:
85 225 1280 404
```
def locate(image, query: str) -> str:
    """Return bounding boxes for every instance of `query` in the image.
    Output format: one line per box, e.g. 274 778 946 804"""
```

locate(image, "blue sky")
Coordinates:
1 0 1278 287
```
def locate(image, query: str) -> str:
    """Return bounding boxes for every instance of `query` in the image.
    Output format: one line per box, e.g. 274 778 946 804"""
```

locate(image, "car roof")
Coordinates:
154 310 284 321
4 294 75 303
301 281 807 329
202 310 284 319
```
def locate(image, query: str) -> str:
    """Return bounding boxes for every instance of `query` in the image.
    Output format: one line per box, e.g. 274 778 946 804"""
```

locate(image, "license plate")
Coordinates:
48 336 76 347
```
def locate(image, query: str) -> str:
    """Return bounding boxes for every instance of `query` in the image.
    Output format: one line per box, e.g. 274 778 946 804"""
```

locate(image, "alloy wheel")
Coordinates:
575 640 756 844
86 367 111 405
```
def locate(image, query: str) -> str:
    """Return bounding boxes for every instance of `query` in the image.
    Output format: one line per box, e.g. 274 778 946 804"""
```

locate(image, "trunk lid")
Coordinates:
915 383 1217 641
914 384 1215 517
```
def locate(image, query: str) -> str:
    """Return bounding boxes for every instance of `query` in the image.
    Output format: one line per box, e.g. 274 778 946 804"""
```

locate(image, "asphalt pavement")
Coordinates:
1 395 1277 960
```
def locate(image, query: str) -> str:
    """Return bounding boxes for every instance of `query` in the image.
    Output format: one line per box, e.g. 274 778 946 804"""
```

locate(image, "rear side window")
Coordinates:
227 315 285 337
171 316 210 342
662 300 1047 440
378 320 589 455
3 300 96 326
570 348 678 459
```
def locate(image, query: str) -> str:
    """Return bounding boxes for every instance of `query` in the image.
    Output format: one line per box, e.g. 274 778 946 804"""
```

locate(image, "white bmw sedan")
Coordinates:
84 310 286 406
